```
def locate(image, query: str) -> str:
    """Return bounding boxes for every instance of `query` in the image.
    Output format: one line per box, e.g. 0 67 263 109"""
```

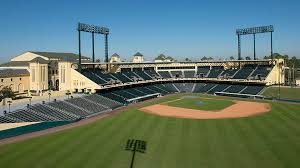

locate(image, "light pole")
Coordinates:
125 139 147 168
48 92 51 102
29 97 32 107
7 100 12 113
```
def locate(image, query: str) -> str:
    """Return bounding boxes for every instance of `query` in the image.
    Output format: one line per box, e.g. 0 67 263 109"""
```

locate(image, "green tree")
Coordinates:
245 56 251 60
229 56 235 60
0 86 15 99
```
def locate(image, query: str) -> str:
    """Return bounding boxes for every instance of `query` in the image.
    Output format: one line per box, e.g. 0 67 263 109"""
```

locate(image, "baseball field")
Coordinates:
0 93 300 168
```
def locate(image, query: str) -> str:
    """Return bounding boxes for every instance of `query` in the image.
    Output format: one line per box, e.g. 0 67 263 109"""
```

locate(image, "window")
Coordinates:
1 79 3 82
20 78 22 81
11 78 13 81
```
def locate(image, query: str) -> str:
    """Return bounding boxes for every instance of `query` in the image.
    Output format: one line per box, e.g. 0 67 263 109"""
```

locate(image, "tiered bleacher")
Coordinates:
170 71 182 78
207 67 224 78
184 71 195 78
1 64 274 124
48 101 91 117
66 97 110 114
158 71 172 78
249 65 273 80
233 64 257 79
197 66 210 77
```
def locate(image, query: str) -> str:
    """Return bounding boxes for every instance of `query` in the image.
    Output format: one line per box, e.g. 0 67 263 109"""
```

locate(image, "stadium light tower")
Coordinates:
236 25 274 60
77 22 110 72
125 139 147 168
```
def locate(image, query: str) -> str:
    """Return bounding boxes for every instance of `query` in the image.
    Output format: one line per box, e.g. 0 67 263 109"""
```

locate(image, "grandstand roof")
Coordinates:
111 53 120 58
0 61 29 67
133 52 143 56
0 69 29 77
30 51 90 61
30 57 50 64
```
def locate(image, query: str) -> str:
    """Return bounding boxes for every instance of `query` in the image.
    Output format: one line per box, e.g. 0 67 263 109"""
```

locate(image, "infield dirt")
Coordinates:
140 100 271 119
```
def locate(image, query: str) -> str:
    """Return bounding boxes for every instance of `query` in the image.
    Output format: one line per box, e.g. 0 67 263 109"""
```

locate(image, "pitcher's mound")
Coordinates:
140 101 271 119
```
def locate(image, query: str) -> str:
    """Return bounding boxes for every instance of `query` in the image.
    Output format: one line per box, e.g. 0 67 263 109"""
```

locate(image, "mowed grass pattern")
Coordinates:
167 97 234 111
0 95 300 168
263 87 300 100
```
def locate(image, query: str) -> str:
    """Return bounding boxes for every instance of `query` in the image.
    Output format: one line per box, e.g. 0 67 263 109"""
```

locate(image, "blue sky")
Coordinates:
0 0 299 62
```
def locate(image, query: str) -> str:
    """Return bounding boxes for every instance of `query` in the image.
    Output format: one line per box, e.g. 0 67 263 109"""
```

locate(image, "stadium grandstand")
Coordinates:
0 50 284 124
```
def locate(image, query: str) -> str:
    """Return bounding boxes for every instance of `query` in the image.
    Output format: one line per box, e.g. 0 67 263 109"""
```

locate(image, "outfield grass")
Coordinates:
263 86 300 100
167 97 234 111
0 94 300 168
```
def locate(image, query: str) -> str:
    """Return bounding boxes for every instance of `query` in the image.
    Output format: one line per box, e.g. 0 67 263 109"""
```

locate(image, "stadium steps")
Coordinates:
191 83 196 92
222 85 232 92
63 100 92 115
141 86 159 94
28 108 58 121
123 90 139 97
82 96 110 109
238 86 248 93
231 69 240 78
206 84 218 93
0 116 20 123
205 69 211 77
172 83 181 92
97 94 124 105
48 101 91 117
141 71 155 80
111 92 127 100
44 104 81 119
247 66 258 79
30 104 76 121
217 70 224 78
94 73 109 83
151 85 170 94
4 115 23 123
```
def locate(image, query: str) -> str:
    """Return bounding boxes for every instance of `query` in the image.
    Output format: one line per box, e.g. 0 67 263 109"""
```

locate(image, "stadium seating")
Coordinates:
0 116 18 123
249 65 273 80
173 83 194 92
184 71 195 78
30 104 79 121
145 70 161 79
207 84 230 94
85 94 123 109
240 85 265 95
222 85 246 93
134 71 153 80
48 101 91 117
81 69 107 85
221 68 238 78
66 97 110 114
170 71 183 78
233 64 257 79
5 109 56 122
110 73 133 83
158 71 172 78
101 92 127 104
192 83 206 92
197 66 210 77
207 67 224 78
193 83 217 93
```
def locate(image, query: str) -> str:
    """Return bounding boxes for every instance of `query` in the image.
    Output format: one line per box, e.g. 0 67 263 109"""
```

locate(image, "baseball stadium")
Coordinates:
1 2 300 168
